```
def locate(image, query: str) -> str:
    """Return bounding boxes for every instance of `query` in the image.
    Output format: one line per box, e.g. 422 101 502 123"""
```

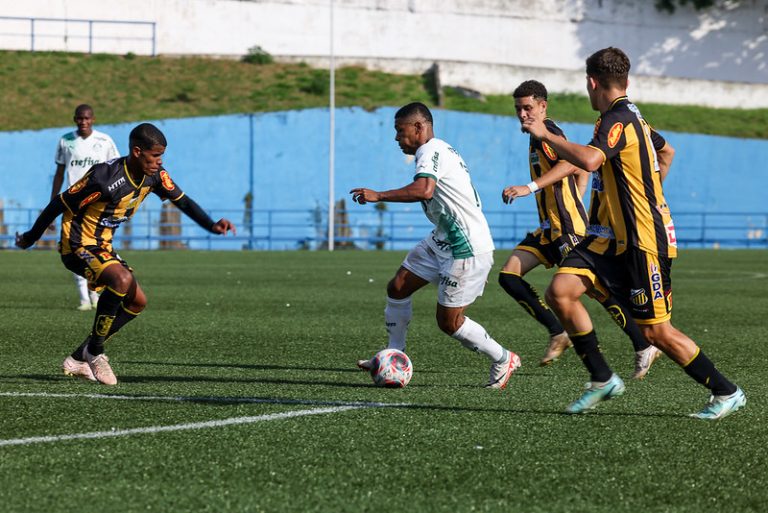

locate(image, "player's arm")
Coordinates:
50 164 66 199
522 118 604 172
351 176 434 204
15 196 66 249
651 129 674 182
575 168 590 197
502 161 581 203
172 195 236 235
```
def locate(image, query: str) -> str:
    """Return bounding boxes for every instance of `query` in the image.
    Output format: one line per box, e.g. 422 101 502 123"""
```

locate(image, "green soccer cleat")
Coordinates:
690 387 746 420
566 373 625 414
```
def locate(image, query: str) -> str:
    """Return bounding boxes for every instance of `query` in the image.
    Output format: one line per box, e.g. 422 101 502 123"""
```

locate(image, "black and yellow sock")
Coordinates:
87 287 126 356
72 305 140 360
499 272 564 336
599 296 650 352
683 349 737 396
571 330 613 383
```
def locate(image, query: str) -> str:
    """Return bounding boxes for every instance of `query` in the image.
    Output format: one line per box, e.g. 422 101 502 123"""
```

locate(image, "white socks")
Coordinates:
74 274 90 303
451 316 505 362
385 296 412 351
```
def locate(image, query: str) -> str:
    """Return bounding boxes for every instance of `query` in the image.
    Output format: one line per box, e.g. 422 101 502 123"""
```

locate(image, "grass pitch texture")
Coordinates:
0 250 765 512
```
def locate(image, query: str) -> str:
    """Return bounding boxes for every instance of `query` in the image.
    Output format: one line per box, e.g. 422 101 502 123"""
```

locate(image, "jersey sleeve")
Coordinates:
650 128 666 151
54 137 66 165
540 119 566 166
152 168 186 202
413 148 440 182
588 110 626 162
59 168 103 213
105 135 120 161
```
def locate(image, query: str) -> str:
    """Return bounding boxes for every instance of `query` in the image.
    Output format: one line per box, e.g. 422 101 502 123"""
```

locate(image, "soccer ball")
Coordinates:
370 349 413 388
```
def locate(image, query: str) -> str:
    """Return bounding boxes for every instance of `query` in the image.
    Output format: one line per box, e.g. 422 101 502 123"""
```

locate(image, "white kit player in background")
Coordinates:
350 102 521 389
50 104 120 311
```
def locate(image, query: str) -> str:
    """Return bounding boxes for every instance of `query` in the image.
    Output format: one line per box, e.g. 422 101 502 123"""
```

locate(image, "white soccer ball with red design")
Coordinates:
370 349 413 388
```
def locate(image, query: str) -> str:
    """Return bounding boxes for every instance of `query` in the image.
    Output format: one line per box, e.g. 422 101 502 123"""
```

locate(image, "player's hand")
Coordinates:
350 188 380 205
15 231 34 249
520 117 547 139
502 185 531 204
212 219 236 235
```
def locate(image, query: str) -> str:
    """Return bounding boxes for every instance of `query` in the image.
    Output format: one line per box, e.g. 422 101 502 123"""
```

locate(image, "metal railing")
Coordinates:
0 16 156 56
0 208 765 250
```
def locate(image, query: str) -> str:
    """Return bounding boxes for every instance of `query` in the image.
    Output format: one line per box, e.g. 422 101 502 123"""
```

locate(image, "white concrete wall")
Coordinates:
2 0 767 107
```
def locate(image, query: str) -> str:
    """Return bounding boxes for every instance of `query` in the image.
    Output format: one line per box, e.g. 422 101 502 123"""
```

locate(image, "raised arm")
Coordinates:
350 176 434 204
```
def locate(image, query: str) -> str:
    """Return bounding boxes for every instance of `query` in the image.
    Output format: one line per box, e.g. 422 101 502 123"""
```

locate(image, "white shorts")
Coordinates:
402 238 493 307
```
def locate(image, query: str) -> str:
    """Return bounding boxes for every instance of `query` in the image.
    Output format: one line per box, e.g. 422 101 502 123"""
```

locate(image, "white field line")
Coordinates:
0 405 363 448
0 391 411 448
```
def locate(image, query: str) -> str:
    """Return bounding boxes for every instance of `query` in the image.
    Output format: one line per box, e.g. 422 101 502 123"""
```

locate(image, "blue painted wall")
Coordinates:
1 107 766 249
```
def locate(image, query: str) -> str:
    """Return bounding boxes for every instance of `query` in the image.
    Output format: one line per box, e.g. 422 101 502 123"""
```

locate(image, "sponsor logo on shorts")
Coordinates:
630 288 648 306
586 224 614 239
439 274 458 288
558 243 573 259
96 250 114 262
160 170 176 191
649 263 664 301
78 192 101 209
607 122 624 148
68 177 89 194
542 142 558 161
76 248 95 263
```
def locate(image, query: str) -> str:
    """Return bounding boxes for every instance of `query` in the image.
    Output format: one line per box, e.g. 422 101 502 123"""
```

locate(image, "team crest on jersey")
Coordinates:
607 122 624 148
68 177 89 194
160 170 176 191
78 192 101 209
649 263 664 301
542 142 558 161
630 288 648 306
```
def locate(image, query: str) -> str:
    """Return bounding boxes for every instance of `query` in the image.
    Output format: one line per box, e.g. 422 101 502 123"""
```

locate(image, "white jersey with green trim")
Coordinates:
55 129 120 187
413 138 494 259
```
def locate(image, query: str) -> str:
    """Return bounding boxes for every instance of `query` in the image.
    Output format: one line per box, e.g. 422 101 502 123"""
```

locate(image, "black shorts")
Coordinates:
558 245 673 325
61 246 131 291
516 231 583 269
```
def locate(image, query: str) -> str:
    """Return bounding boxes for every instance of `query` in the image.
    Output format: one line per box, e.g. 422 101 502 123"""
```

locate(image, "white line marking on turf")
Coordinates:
0 405 364 448
0 391 409 408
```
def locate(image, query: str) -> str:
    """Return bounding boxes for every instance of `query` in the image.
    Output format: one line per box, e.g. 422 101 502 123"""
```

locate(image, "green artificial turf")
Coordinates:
0 249 765 512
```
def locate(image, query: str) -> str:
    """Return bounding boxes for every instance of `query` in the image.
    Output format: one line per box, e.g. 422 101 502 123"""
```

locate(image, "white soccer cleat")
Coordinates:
632 345 663 380
690 387 747 420
77 300 92 311
62 356 97 382
85 348 118 386
485 350 521 390
356 359 374 371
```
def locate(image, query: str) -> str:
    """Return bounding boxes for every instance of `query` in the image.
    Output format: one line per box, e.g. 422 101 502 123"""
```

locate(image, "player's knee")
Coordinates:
103 269 133 295
436 311 463 335
387 278 409 299
498 272 524 296
129 292 148 312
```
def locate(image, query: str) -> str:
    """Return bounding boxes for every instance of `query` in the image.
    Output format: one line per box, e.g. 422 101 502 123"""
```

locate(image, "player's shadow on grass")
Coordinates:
120 360 443 374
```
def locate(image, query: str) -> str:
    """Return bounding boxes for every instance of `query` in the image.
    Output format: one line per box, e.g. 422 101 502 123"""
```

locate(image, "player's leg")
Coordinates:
499 248 570 365
357 241 432 370
74 273 92 311
436 252 520 389
588 283 661 380
547 257 624 413
629 253 744 419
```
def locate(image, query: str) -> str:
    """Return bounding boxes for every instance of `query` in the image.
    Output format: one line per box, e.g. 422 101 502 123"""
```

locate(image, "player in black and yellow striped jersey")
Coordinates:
522 47 745 419
499 80 659 376
16 123 236 386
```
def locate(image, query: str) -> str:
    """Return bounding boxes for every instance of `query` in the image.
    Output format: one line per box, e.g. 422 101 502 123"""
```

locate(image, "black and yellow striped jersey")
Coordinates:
528 119 588 243
585 97 677 259
58 157 184 255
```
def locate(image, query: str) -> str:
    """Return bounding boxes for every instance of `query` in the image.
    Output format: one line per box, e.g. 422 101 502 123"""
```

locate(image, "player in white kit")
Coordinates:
351 102 521 389
51 104 120 310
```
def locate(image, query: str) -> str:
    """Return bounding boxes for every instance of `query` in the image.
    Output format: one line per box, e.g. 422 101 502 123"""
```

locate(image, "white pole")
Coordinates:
328 0 336 251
